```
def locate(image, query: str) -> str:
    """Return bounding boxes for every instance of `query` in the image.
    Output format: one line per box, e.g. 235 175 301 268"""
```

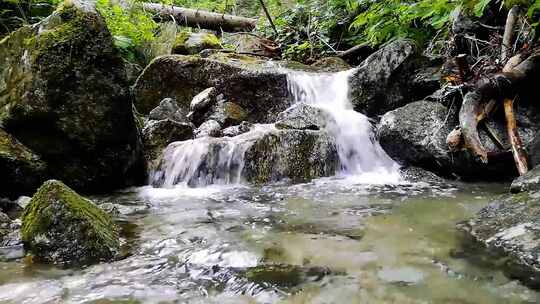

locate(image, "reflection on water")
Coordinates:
0 178 538 303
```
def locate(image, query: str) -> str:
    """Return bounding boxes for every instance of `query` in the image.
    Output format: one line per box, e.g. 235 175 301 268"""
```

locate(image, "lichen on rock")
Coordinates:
21 180 120 266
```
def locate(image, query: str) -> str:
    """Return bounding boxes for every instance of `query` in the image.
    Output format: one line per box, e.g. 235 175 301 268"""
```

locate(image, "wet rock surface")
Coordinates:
133 53 294 121
275 103 331 131
142 119 194 169
459 193 540 288
349 39 439 117
21 180 120 266
511 166 540 193
377 100 525 179
311 57 351 72
148 98 187 122
0 0 143 196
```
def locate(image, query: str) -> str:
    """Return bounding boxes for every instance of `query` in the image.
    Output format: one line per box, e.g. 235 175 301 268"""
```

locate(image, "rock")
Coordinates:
510 166 540 193
458 193 540 288
195 120 222 138
0 129 47 199
377 100 515 179
152 128 338 186
275 103 330 131
21 180 120 266
148 98 186 122
0 0 143 195
399 166 445 184
222 121 252 137
221 32 280 58
349 39 439 116
190 87 218 113
244 264 331 288
172 32 221 55
311 57 351 72
15 196 31 209
243 129 338 184
142 119 194 169
209 101 248 127
0 212 10 224
133 53 293 120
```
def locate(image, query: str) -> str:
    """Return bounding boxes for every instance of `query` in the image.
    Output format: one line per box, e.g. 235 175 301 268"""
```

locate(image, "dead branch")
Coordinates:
142 3 258 32
504 98 529 175
502 6 520 63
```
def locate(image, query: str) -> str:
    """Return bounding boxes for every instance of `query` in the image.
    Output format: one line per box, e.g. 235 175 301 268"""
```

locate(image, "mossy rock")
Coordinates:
0 0 143 194
172 31 221 55
0 128 46 199
21 180 120 266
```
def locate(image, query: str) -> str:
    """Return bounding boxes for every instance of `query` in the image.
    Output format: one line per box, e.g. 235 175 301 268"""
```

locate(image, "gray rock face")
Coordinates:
195 120 222 138
458 193 540 288
133 53 293 121
148 98 186 122
377 100 516 179
208 101 248 127
511 166 540 193
275 104 330 131
222 121 252 137
349 39 439 116
190 87 218 113
142 119 194 169
0 0 143 195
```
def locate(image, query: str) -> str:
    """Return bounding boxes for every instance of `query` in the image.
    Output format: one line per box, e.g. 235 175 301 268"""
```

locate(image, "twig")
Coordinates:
502 6 520 63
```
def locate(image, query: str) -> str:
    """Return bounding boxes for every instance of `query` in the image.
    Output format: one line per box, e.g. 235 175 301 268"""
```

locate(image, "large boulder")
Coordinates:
0 129 47 199
133 53 294 121
349 39 440 116
21 180 120 266
377 100 517 179
275 103 331 131
151 127 338 187
458 193 540 288
0 0 143 194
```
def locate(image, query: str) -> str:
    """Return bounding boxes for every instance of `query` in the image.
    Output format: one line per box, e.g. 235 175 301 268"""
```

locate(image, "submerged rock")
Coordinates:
275 103 330 131
0 129 47 199
349 39 439 116
21 180 120 266
0 0 143 195
458 193 540 288
244 264 331 288
133 53 293 121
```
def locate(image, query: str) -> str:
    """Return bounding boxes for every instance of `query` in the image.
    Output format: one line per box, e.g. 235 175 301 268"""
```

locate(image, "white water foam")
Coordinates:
286 70 401 184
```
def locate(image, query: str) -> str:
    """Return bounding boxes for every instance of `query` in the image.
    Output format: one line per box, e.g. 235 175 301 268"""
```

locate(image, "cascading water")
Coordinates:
151 68 400 188
286 70 401 182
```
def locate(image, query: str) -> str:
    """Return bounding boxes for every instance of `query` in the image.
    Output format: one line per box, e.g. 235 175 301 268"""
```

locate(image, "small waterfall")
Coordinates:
151 69 400 188
286 70 400 181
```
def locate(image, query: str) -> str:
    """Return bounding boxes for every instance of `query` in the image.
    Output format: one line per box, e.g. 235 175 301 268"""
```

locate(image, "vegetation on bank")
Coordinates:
1 0 539 63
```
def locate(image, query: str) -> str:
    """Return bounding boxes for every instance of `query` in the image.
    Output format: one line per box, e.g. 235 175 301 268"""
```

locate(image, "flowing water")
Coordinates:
1 71 539 303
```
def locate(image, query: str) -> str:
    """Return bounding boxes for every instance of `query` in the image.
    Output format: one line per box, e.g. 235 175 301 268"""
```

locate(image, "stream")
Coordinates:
1 70 539 303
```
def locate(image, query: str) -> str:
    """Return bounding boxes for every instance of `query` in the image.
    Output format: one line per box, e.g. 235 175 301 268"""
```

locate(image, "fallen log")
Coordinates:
458 50 540 163
142 3 258 32
504 98 529 175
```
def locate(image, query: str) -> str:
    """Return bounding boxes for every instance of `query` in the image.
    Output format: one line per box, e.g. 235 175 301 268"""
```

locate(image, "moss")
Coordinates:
201 33 220 47
172 31 190 54
245 264 303 287
223 102 247 122
21 180 120 265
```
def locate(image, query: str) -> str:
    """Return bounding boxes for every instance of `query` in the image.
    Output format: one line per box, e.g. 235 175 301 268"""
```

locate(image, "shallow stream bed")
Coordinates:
1 178 539 303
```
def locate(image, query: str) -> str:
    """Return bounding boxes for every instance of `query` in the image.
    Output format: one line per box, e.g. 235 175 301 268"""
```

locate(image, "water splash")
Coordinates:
286 70 401 183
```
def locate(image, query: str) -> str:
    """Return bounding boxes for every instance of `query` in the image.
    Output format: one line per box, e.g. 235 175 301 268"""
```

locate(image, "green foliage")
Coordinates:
0 0 60 37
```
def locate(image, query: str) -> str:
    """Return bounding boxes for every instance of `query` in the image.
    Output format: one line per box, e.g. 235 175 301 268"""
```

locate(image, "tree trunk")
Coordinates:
142 3 258 32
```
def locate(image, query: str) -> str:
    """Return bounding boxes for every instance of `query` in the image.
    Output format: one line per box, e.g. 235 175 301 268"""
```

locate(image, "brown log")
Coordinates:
458 50 540 163
502 6 520 63
504 98 529 175
142 3 258 32
455 54 472 82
